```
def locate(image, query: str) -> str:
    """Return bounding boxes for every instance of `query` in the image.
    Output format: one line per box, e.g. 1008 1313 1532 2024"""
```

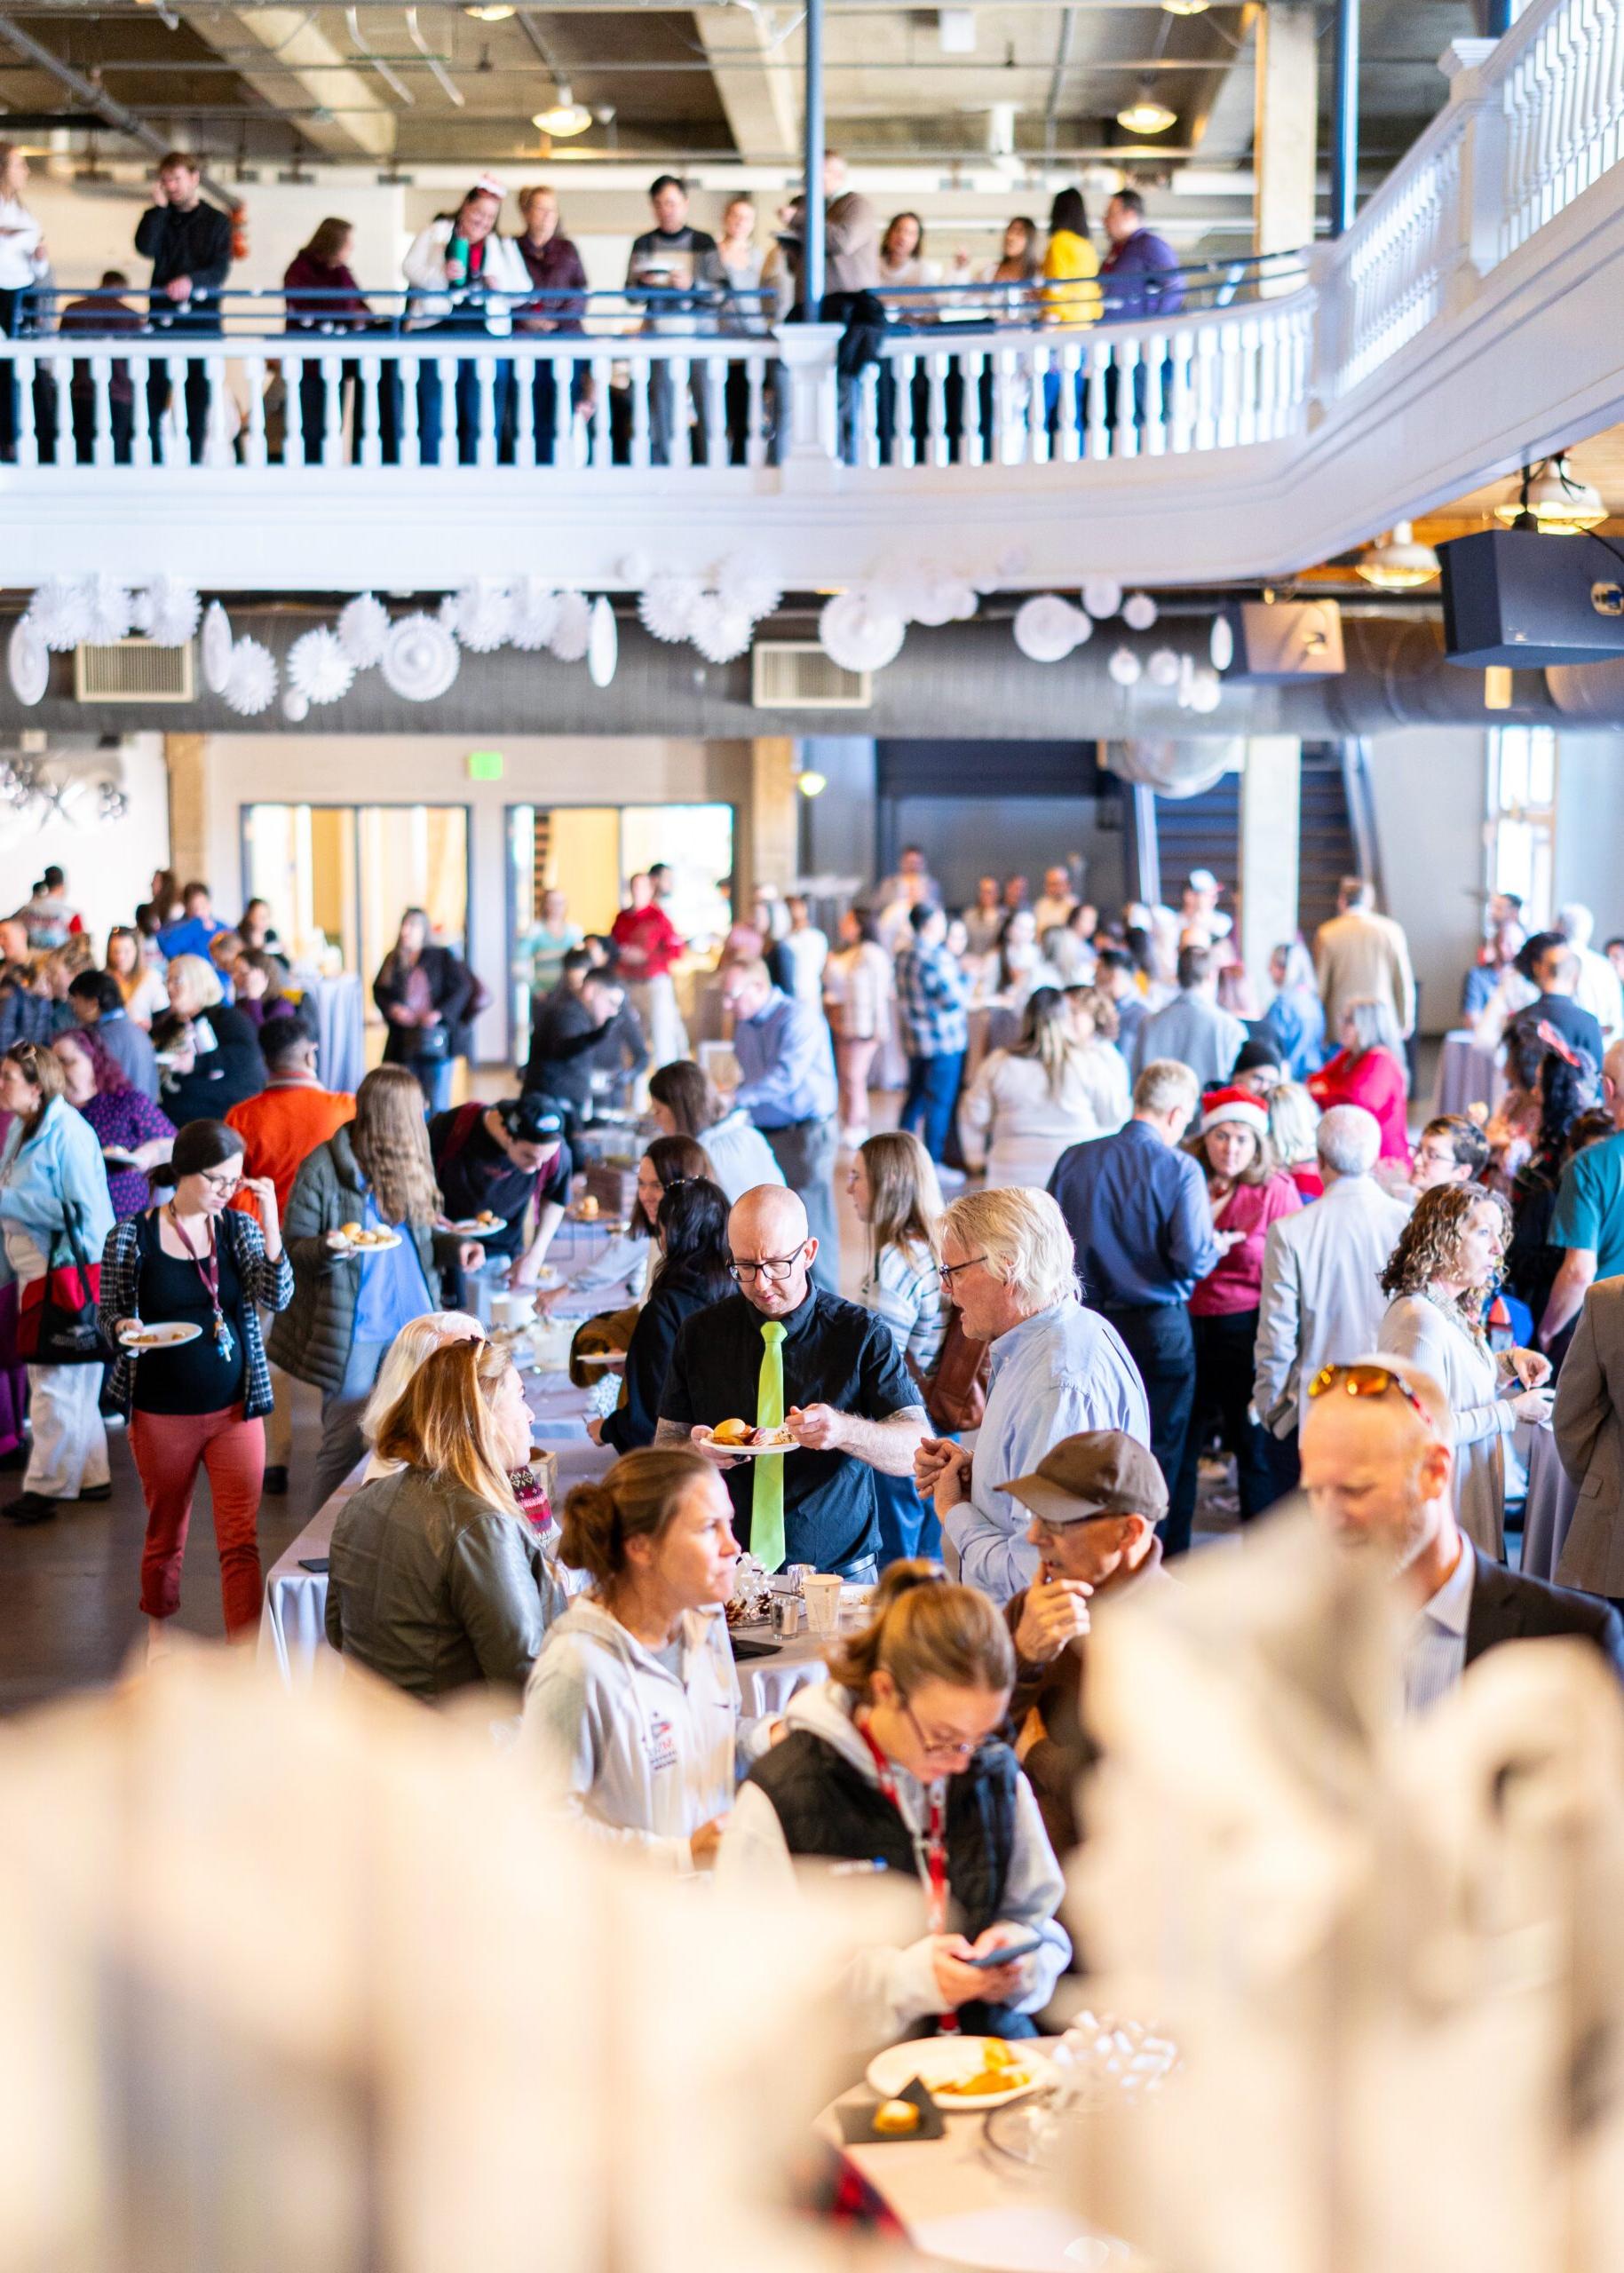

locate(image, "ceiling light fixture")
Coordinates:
1161 0 1209 13
1493 454 1607 535
534 83 592 137
1355 521 1439 590
464 4 515 18
1115 88 1177 135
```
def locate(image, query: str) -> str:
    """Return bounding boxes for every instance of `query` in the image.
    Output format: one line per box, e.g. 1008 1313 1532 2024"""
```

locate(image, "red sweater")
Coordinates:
1190 1171 1303 1317
1309 1046 1411 1167
610 902 685 979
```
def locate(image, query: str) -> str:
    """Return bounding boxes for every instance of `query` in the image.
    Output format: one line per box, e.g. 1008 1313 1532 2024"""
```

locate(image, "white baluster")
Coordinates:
704 357 726 467
400 352 422 469
961 349 984 466
1237 319 1260 447
989 347 1011 465
243 355 267 466
671 353 693 467
91 352 113 469
45 352 68 466
630 356 651 468
474 355 497 468
322 352 342 465
284 352 306 469
1168 333 1195 452
858 363 879 469
1145 332 1167 455
202 354 231 466
513 353 536 469
1116 337 1141 459
590 354 612 469
14 347 36 468
926 351 948 467
436 355 456 466
746 353 766 469
1085 337 1108 460
131 352 154 470
1194 330 1218 450
358 354 383 468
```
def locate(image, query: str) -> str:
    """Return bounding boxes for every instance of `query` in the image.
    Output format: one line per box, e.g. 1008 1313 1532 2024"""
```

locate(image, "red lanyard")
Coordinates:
857 1717 958 2033
168 1206 230 1355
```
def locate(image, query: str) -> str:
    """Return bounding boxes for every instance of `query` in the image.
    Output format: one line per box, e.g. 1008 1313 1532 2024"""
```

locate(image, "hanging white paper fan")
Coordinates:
1013 594 1088 664
715 551 782 623
337 592 391 669
548 591 592 663
906 569 978 628
222 638 278 717
1106 645 1143 688
638 573 703 645
451 580 513 654
8 617 47 707
281 688 310 723
509 580 561 653
1121 590 1159 632
381 613 460 702
1209 614 1234 671
201 600 234 693
588 597 619 687
819 591 906 675
437 594 459 631
288 627 356 707
84 575 134 647
1188 668 1223 715
1146 646 1182 688
131 577 202 647
688 593 754 665
27 576 91 653
1082 576 1123 621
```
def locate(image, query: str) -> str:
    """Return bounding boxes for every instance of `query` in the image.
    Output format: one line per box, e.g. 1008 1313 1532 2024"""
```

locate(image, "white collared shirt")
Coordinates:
1402 1540 1475 1715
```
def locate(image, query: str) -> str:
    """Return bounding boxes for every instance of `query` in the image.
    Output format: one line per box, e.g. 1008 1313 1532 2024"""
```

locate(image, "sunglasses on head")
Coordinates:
1307 1362 1435 1435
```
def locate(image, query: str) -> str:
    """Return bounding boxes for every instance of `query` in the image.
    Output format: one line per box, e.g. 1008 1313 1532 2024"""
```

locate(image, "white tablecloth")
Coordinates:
730 1624 830 1719
303 972 367 1096
1432 1029 1505 1121
1521 1419 1581 1587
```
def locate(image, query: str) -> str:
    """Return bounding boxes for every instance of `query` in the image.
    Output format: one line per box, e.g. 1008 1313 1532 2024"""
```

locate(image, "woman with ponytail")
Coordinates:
717 1561 1069 2044
522 1446 742 1870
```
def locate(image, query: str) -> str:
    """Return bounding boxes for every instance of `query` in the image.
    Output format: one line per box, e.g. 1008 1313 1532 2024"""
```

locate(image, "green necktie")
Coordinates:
752 1319 787 1572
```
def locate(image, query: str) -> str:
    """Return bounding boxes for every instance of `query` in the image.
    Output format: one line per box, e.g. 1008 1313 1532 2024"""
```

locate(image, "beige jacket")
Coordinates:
1314 909 1416 1036
1553 1274 1624 1595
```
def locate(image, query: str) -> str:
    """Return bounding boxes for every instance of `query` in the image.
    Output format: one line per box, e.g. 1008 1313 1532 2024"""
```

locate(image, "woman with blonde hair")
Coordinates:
104 926 169 1026
717 1560 1069 2042
326 1337 561 1699
156 951 265 1121
522 1446 742 1869
359 1308 485 1477
849 1131 946 1564
1376 1184 1553 1557
1268 1078 1324 1201
958 986 1103 1188
1062 984 1131 1133
271 1064 483 1509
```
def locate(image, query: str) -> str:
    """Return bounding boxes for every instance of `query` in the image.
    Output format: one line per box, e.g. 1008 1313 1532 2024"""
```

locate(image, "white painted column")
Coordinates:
1254 4 1319 291
1239 736 1302 995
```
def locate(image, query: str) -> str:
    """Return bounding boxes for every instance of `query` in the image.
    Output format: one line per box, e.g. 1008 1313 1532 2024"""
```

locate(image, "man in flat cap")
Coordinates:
997 1430 1169 1856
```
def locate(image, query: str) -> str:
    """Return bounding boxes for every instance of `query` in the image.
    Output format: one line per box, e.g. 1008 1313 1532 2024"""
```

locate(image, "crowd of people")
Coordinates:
7 835 1624 2068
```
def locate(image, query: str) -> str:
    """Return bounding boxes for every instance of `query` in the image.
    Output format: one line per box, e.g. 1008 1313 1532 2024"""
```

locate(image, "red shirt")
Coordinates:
1288 1161 1325 1203
610 902 685 979
1190 1171 1303 1317
1309 1046 1410 1168
227 1080 356 1217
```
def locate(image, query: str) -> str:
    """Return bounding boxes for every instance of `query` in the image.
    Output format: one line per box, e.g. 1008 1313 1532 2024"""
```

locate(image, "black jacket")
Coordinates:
1464 1546 1624 1677
160 1000 265 1123
599 1263 727 1455
373 944 475 1065
135 202 234 325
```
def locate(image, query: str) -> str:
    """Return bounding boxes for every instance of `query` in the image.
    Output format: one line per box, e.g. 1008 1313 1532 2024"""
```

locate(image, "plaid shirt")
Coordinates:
893 940 969 1057
99 1205 294 1420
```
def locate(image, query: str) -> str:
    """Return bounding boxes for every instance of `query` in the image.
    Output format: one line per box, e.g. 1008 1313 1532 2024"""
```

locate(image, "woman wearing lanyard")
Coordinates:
717 1561 1069 2043
99 1119 291 1642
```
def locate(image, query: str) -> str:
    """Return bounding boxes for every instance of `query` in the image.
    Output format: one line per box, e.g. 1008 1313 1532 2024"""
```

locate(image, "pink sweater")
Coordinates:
1190 1171 1303 1317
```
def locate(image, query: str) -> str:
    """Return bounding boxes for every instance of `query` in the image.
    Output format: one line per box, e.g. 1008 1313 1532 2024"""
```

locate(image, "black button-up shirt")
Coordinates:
659 1287 918 1573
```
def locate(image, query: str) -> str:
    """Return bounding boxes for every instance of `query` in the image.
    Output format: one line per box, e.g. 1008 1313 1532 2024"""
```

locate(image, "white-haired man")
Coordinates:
1253 1105 1412 1493
915 1187 1150 1604
1300 1353 1624 1708
1557 902 1624 1045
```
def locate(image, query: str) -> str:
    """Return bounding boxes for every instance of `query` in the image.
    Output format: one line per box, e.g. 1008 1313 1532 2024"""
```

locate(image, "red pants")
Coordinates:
131 1404 266 1637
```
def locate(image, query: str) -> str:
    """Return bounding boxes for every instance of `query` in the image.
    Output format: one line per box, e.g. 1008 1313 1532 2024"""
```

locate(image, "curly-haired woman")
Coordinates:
1376 1183 1554 1557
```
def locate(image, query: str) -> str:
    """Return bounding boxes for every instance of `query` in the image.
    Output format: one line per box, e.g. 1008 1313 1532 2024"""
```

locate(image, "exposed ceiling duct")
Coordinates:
0 612 1588 741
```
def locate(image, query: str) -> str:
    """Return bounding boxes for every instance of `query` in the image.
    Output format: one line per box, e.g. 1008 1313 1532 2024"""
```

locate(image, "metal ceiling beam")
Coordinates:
693 5 801 161
0 11 239 203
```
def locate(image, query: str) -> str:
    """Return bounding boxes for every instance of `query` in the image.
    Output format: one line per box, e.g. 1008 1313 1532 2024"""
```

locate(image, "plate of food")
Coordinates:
449 1210 506 1237
864 2037 1054 2114
118 1321 203 1351
333 1224 402 1254
695 1419 796 1456
100 1144 139 1167
567 1196 602 1223
575 1349 626 1370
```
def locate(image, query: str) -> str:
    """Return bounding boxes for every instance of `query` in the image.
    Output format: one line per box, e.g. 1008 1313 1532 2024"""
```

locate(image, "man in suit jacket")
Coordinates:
1552 1272 1624 1598
1314 875 1417 1039
1300 1350 1624 1709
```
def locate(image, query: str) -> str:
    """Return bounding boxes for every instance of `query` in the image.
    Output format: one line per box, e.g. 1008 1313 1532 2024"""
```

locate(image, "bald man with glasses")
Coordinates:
655 1185 926 1579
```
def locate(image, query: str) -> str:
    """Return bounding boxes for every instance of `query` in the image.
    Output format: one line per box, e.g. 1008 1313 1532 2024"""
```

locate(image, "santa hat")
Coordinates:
471 173 508 202
1200 1087 1270 1141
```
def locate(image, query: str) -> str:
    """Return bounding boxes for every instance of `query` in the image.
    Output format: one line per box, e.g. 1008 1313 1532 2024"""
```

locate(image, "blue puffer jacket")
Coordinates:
0 1094 114 1281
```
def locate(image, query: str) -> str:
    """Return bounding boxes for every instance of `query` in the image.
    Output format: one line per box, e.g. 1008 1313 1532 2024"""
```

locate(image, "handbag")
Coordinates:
922 1305 990 1433
18 1206 112 1366
568 1303 638 1393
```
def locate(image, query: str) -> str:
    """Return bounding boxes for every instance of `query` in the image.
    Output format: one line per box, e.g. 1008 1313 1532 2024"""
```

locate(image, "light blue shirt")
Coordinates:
1132 989 1248 1088
0 1093 115 1281
944 1297 1153 1604
1402 1541 1474 1715
732 986 838 1129
351 1194 435 1347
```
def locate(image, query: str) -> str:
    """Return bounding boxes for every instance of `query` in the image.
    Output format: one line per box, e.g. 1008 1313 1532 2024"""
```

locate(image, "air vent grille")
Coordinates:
74 639 195 703
751 641 871 709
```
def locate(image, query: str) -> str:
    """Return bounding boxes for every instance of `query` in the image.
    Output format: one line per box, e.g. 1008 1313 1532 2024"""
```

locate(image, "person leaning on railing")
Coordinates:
402 173 529 465
135 151 234 463
281 217 392 467
511 184 590 466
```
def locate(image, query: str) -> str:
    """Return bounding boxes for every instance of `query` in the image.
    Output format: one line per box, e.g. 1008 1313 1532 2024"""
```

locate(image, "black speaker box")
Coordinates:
1439 527 1624 666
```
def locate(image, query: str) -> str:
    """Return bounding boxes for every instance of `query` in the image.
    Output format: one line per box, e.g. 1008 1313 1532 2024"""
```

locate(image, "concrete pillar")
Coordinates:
1254 4 1318 281
163 733 208 886
744 737 799 907
1239 736 1301 995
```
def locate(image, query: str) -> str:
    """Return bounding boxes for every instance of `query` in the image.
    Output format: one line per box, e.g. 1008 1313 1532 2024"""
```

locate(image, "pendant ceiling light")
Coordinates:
1116 87 1177 134
1355 521 1439 590
1493 455 1607 535
464 4 515 18
1161 0 1209 12
534 83 593 137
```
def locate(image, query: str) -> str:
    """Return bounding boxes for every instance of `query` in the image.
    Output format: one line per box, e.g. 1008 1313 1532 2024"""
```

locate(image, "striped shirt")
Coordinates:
857 1237 946 1377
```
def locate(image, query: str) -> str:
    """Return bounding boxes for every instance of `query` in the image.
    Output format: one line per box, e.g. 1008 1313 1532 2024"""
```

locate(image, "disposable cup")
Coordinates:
804 1573 844 1635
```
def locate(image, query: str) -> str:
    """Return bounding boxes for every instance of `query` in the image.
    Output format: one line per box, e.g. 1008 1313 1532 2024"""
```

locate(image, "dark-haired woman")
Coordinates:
1041 186 1099 447
717 1559 1069 2042
1503 1042 1602 1332
534 1130 715 1317
647 1057 784 1203
596 1177 733 1455
99 1119 291 1639
52 1026 174 1222
522 1446 742 1869
373 908 475 1114
282 214 389 464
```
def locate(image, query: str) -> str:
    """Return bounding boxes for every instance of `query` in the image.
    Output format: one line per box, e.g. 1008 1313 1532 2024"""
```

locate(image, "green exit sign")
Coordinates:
467 749 504 781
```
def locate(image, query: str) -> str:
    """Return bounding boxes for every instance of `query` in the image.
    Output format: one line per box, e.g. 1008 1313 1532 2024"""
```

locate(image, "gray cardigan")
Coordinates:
267 1122 462 1394
325 1464 565 1699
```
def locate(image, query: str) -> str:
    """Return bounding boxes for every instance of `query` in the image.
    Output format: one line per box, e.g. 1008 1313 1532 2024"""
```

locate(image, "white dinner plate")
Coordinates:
101 1145 138 1166
118 1321 203 1351
864 2038 1055 2113
449 1216 507 1237
332 1231 402 1255
693 1428 794 1457
576 1350 626 1370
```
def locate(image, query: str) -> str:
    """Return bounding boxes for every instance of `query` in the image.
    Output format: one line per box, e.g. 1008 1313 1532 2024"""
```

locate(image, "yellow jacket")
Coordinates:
1042 230 1101 328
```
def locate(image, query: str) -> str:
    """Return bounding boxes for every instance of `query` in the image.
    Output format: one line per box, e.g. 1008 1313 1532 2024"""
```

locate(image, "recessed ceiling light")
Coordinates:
534 84 592 137
1116 91 1177 135
1161 0 1209 13
464 4 515 18
1493 454 1607 534
1356 521 1440 590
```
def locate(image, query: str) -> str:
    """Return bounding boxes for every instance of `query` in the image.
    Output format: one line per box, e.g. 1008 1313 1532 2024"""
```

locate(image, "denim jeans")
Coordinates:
1100 1303 1196 1554
899 1049 964 1164
873 1464 942 1571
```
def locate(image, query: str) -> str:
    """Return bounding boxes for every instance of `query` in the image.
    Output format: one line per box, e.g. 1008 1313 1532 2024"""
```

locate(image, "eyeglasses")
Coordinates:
728 1247 807 1283
900 1694 988 1763
1307 1363 1433 1431
936 1253 988 1289
201 1171 242 1197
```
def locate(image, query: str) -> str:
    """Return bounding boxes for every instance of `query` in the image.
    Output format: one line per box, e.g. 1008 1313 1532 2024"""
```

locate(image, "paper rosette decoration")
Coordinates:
1147 646 1182 689
222 638 278 717
201 601 234 693
716 552 782 624
1187 668 1223 715
1082 576 1123 621
588 598 618 688
638 574 703 645
131 578 202 647
1013 594 1089 664
26 577 91 653
1210 615 1235 671
1107 645 1144 688
548 591 592 663
381 614 460 702
819 591 906 674
337 593 391 669
905 569 978 628
83 576 134 647
288 627 356 708
687 595 754 665
281 688 310 722
8 617 47 707
451 582 513 655
1121 591 1159 632
509 581 561 653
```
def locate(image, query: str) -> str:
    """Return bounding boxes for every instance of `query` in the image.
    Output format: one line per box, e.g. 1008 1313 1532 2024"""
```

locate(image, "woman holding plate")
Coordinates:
99 1117 291 1642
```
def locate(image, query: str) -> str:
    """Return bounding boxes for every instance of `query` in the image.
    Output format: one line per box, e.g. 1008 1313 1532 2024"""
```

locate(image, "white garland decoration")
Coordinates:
549 591 592 663
27 577 91 653
451 581 514 654
132 578 202 647
222 638 279 717
509 581 561 653
381 614 460 702
288 627 356 707
337 593 391 669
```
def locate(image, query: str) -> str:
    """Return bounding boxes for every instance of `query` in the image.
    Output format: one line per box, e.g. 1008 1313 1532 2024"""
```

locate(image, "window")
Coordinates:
1487 727 1556 930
